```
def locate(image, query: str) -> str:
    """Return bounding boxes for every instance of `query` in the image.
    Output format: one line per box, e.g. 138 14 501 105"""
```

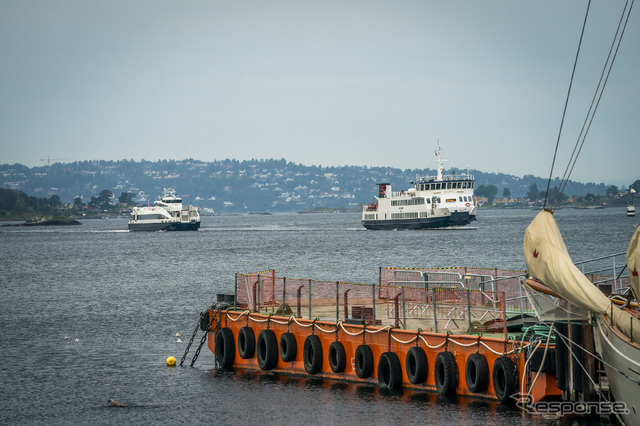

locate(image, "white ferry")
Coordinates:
128 188 201 232
362 146 477 230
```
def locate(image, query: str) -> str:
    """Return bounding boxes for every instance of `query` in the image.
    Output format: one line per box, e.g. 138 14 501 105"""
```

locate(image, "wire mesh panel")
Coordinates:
234 261 627 334
236 270 275 311
384 285 506 334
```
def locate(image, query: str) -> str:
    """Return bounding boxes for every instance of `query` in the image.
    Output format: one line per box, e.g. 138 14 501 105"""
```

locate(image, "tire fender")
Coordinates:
256 329 278 371
434 351 458 395
214 327 235 369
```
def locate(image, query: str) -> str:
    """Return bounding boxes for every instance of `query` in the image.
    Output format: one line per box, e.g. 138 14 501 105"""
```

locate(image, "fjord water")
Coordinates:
1 208 635 425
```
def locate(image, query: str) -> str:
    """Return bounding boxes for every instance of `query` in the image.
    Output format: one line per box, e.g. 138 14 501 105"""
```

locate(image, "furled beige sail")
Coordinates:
627 225 640 301
524 210 639 342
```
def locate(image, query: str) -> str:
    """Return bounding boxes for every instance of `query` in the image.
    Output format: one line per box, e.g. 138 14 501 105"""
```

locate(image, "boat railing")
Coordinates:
384 280 506 335
416 173 475 182
232 267 532 337
575 252 630 293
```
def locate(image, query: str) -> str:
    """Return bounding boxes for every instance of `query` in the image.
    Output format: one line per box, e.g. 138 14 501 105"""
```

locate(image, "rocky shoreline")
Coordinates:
2 217 82 227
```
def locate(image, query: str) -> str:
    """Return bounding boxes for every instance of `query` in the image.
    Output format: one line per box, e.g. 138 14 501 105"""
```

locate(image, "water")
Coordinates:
0 208 635 425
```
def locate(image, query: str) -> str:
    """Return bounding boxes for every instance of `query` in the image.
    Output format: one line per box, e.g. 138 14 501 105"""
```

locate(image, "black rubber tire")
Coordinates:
303 335 323 374
406 346 428 384
200 311 210 331
465 353 489 393
355 345 374 379
328 341 347 373
378 352 402 390
214 327 235 369
238 326 255 359
256 329 278 371
280 332 297 363
492 355 517 403
434 351 458 396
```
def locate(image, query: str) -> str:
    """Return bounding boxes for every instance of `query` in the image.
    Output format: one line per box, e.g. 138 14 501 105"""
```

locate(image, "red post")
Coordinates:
344 289 351 320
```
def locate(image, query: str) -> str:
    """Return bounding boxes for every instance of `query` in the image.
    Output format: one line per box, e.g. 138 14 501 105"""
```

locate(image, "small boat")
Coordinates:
361 146 477 230
128 188 200 232
628 189 636 217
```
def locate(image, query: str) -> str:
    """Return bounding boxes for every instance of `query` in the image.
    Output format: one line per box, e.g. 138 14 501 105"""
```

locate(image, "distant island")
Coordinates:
298 207 358 213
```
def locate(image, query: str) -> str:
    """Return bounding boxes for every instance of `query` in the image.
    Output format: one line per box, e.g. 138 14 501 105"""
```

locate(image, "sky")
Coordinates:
1 1 638 186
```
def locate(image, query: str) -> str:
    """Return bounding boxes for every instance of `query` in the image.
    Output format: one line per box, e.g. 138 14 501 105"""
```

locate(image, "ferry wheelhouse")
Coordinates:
362 147 477 230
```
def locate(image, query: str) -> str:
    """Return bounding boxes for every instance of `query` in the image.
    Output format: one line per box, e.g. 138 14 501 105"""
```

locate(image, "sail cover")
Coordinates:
524 210 610 313
524 210 640 342
628 225 640 300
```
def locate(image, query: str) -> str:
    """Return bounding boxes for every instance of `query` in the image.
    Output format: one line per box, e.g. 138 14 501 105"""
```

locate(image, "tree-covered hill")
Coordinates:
0 158 634 215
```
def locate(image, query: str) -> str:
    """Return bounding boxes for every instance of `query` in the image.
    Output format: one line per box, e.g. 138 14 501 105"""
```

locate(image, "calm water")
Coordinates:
0 208 635 425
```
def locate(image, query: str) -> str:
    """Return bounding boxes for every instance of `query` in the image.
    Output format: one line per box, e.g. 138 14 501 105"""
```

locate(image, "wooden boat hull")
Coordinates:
595 314 640 425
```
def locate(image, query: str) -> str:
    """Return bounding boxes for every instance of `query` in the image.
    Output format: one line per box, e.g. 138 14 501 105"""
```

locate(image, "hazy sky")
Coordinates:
1 1 638 186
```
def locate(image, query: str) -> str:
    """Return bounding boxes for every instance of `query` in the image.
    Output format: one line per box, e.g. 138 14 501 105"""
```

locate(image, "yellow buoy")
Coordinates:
166 356 177 366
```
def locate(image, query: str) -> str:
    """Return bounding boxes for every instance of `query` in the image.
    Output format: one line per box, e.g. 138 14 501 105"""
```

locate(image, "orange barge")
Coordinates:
193 268 563 404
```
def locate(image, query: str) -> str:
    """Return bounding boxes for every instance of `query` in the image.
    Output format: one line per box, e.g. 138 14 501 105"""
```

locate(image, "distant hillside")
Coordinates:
0 159 617 213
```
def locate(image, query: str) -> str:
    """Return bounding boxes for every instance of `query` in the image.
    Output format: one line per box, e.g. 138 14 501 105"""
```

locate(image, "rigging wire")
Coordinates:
550 0 635 211
544 0 592 211
548 0 635 211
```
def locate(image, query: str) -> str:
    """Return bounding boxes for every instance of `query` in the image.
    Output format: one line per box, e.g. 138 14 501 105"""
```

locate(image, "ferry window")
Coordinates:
470 182 474 188
459 197 462 202
436 184 441 190
457 182 461 188
438 197 441 203
446 183 450 189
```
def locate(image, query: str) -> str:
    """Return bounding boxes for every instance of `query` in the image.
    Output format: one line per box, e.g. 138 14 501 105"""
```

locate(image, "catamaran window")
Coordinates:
139 214 165 220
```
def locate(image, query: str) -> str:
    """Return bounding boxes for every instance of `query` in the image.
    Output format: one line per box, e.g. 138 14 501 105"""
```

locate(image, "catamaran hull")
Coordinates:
169 222 200 231
595 314 640 425
362 216 449 230
128 221 200 232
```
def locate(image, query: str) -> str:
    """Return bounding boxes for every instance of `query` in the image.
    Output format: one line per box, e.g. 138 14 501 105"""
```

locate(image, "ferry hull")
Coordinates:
362 217 449 230
448 211 476 226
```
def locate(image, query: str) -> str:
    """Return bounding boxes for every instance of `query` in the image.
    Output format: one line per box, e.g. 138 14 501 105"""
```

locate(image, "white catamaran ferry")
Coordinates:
362 146 477 230
128 188 201 232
